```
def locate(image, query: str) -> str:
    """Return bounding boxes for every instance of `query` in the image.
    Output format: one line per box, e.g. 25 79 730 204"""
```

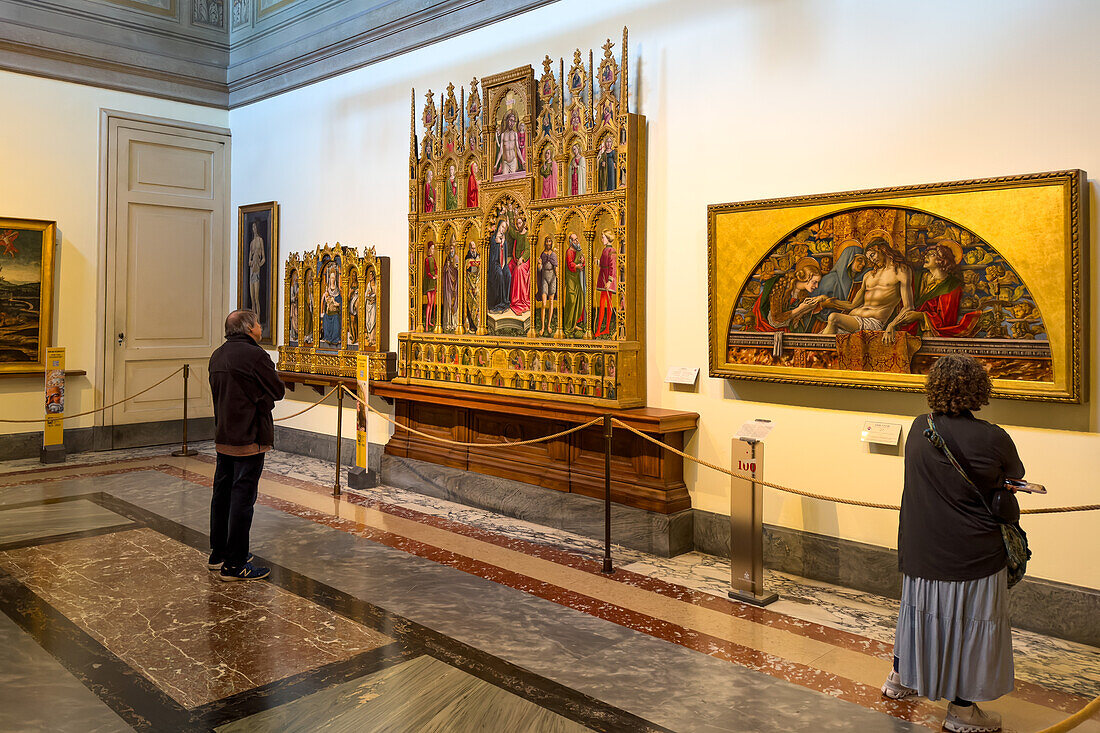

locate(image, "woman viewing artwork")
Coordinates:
883 354 1024 733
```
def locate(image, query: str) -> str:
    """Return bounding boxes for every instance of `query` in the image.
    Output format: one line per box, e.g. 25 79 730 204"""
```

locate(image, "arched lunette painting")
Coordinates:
707 170 1087 403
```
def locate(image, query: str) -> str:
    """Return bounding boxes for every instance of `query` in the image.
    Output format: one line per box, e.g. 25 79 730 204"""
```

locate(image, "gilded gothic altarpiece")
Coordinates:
395 28 648 408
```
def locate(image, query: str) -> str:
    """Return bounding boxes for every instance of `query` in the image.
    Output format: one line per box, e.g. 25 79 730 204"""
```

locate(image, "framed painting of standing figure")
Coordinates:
237 201 279 347
708 170 1088 403
0 217 57 375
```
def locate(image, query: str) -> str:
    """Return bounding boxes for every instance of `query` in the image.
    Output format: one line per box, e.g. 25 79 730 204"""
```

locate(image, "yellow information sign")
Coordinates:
355 353 370 468
44 347 65 447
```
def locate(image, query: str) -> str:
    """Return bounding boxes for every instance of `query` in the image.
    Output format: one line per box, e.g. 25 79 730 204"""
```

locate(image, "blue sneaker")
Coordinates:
207 553 252 570
219 562 270 582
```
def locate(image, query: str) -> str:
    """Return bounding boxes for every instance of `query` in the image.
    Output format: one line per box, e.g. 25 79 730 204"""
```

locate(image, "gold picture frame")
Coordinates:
237 201 280 347
0 217 57 375
707 170 1088 403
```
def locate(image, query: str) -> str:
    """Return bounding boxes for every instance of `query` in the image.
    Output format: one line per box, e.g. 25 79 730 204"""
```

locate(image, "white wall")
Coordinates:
230 0 1096 589
0 71 229 432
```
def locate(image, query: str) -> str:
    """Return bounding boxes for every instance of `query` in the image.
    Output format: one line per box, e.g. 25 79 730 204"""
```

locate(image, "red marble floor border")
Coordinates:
175 457 1091 715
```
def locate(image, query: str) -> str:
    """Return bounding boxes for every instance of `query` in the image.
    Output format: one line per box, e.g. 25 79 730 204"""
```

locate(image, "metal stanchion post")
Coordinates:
602 413 613 574
172 364 198 457
333 385 343 496
728 437 777 606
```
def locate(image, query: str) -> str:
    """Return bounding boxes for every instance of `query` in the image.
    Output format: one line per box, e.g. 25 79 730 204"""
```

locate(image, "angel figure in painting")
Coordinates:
594 230 617 337
884 242 979 341
507 215 531 315
247 221 266 320
423 168 436 213
568 144 587 196
464 241 481 331
570 106 582 133
466 161 479 208
752 258 825 334
442 237 460 330
364 268 377 346
563 233 586 337
423 242 438 330
445 164 459 211
539 146 558 199
538 236 558 335
320 265 342 346
494 111 524 176
518 122 528 165
597 137 617 192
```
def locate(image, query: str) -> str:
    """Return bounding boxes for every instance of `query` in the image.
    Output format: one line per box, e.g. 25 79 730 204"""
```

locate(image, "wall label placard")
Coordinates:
861 421 901 445
665 366 699 385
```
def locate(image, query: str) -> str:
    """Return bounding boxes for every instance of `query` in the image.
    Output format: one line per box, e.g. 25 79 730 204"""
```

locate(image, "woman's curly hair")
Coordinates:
925 354 991 414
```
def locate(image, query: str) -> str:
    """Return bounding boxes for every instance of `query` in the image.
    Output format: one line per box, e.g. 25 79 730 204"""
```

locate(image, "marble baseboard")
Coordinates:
0 419 212 461
274 426 382 473
694 508 1100 647
381 454 693 558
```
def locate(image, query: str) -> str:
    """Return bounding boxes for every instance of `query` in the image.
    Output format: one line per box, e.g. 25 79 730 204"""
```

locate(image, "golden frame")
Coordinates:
237 201 279 347
707 170 1088 403
0 217 57 375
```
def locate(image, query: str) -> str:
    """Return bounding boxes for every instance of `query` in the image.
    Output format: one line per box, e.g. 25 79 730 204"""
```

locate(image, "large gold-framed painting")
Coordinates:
0 218 57 375
708 170 1088 402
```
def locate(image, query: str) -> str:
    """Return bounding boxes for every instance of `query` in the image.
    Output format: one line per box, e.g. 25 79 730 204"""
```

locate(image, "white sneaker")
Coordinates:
880 670 918 700
944 703 1002 733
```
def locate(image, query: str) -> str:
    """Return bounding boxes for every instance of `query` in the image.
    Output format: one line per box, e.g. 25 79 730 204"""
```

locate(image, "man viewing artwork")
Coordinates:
207 309 285 581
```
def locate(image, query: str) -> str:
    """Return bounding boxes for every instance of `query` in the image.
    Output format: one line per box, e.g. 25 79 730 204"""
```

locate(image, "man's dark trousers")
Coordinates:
210 452 265 569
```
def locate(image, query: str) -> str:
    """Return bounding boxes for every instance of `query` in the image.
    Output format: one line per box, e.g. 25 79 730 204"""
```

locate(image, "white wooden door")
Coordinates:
104 119 229 425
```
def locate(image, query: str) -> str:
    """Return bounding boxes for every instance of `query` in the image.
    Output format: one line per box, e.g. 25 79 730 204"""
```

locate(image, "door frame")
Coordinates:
95 109 232 428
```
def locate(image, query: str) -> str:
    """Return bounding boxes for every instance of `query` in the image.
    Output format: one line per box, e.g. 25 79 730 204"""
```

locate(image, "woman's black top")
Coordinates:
898 411 1025 582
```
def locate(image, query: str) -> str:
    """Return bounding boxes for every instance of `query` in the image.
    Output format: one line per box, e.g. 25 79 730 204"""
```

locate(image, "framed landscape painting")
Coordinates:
707 170 1088 403
237 201 279 347
0 218 56 375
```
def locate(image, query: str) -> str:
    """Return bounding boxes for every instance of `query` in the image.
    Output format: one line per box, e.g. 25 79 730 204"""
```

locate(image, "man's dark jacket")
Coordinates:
208 334 285 447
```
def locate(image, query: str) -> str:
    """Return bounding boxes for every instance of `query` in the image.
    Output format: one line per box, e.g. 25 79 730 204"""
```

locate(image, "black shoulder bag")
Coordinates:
923 416 1031 589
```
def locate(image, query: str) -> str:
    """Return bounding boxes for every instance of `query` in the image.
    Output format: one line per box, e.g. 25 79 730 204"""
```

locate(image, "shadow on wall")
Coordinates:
722 379 1093 434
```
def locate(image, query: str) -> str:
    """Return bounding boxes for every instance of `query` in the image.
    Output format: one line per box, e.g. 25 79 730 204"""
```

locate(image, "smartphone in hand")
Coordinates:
1005 478 1047 494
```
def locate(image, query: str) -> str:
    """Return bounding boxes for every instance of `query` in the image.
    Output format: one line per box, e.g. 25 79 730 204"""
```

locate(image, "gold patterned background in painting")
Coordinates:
397 28 647 407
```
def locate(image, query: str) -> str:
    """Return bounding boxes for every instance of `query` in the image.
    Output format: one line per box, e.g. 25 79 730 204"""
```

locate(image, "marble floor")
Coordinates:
0 444 1096 732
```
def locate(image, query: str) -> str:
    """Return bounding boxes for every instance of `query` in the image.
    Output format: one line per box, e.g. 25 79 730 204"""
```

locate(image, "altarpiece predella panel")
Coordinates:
277 244 395 380
397 28 647 408
708 170 1087 402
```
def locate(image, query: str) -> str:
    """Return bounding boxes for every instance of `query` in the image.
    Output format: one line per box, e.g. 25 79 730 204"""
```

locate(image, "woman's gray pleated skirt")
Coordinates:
894 567 1014 702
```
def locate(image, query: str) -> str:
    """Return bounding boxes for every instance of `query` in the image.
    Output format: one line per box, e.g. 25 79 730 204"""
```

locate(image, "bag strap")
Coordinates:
923 415 998 520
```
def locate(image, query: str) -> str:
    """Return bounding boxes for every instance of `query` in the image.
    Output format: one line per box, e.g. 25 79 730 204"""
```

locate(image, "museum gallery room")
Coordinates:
1 0 1099 731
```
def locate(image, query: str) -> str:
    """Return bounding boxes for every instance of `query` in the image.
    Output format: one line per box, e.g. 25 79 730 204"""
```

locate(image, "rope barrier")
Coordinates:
340 385 602 448
1036 695 1100 733
609 417 1100 515
0 367 186 424
273 385 340 421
